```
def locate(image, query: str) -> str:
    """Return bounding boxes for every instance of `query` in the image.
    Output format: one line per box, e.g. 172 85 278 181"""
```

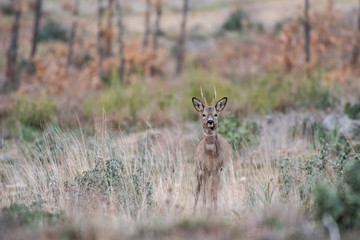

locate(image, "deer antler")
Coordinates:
212 86 217 106
200 86 208 106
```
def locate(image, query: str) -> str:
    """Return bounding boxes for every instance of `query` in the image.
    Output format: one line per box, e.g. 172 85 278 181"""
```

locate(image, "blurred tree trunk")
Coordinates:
175 0 189 80
351 0 360 66
115 0 125 82
105 0 113 57
304 0 311 64
143 0 151 48
67 0 80 67
5 0 22 89
152 0 162 52
30 0 42 59
97 0 104 77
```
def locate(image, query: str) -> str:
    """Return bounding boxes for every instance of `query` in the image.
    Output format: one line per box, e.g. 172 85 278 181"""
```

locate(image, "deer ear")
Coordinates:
192 97 204 112
215 97 227 112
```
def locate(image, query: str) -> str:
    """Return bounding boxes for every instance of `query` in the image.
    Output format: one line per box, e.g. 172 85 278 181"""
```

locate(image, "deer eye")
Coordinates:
202 114 206 117
214 114 218 117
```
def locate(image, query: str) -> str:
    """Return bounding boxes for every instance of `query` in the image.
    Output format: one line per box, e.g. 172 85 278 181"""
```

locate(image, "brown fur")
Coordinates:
192 87 231 212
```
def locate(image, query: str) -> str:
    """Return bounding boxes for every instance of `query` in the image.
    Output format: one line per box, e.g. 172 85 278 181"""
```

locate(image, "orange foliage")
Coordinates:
200 3 358 80
2 0 358 120
17 36 166 98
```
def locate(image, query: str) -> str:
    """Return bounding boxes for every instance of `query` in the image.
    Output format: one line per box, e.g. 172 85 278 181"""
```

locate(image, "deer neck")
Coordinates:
203 128 217 138
203 129 218 155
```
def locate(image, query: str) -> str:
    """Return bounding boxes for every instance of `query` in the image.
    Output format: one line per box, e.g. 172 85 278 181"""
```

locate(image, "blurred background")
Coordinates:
1 0 360 134
2 1 360 239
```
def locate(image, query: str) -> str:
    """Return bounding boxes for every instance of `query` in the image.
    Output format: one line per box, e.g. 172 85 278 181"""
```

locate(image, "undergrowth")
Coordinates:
236 72 337 113
0 203 63 230
2 126 179 220
9 95 56 129
217 114 261 151
38 20 68 42
73 139 156 217
279 118 360 230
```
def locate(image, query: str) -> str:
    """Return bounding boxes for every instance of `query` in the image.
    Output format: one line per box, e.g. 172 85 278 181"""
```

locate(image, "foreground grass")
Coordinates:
0 113 319 238
1 111 360 239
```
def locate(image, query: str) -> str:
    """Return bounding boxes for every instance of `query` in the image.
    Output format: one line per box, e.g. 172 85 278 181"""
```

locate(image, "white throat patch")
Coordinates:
205 143 215 151
203 131 216 137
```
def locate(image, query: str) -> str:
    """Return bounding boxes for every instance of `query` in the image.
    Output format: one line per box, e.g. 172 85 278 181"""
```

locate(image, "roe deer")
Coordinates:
192 86 231 212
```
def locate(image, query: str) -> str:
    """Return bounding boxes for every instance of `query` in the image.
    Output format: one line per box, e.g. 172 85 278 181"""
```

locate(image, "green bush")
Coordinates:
26 126 68 163
74 139 155 217
314 157 360 230
38 20 68 42
83 81 149 122
0 203 63 230
84 87 123 116
19 124 43 142
279 120 360 211
217 114 261 151
9 95 56 129
236 73 337 113
222 10 250 32
291 119 359 159
157 90 174 111
181 70 336 119
293 76 338 109
276 144 331 209
345 99 360 119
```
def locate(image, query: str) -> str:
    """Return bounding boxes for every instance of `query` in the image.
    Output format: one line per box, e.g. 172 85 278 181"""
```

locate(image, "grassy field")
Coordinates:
2 108 360 239
2 0 360 239
0 112 320 239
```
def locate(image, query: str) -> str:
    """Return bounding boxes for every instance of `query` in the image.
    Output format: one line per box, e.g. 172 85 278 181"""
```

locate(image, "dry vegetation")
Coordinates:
1 0 360 239
0 113 325 239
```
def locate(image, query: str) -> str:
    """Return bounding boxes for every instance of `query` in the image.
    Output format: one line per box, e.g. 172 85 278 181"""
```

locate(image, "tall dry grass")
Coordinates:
0 112 319 235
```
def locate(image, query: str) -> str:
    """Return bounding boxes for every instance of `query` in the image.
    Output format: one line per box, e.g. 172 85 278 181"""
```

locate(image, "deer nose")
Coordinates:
207 119 214 124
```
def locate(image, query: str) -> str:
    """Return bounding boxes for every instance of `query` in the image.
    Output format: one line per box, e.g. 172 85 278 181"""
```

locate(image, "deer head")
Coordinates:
192 86 228 136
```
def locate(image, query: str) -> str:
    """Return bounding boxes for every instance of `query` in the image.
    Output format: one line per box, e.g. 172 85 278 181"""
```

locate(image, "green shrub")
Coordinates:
38 20 68 42
19 124 43 142
237 73 337 113
217 114 261 151
13 126 179 219
84 87 123 116
314 157 360 230
234 73 294 113
277 143 332 210
33 126 68 163
291 119 359 160
74 139 155 217
293 76 338 109
181 70 336 119
157 90 174 111
9 95 56 129
279 120 360 211
345 99 360 119
83 81 149 122
222 10 250 32
0 203 63 230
